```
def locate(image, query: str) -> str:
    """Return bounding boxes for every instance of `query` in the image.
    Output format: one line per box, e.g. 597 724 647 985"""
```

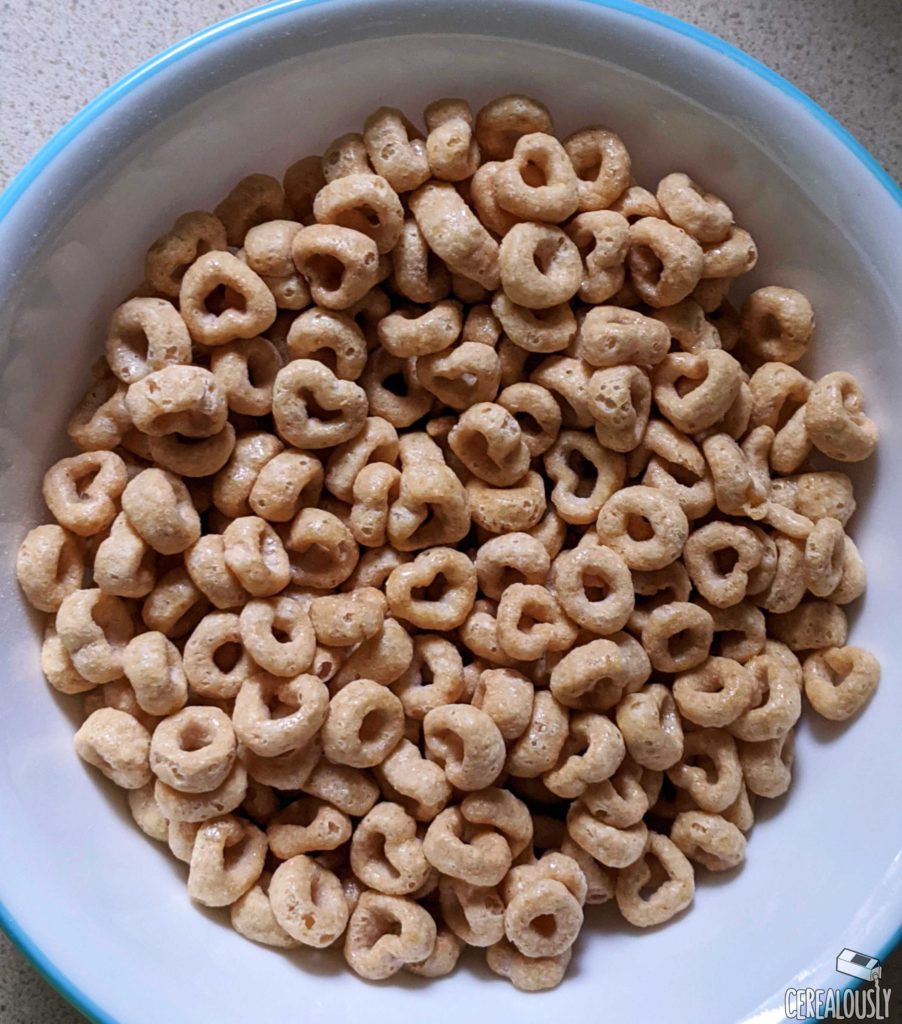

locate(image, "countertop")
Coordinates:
0 0 899 1021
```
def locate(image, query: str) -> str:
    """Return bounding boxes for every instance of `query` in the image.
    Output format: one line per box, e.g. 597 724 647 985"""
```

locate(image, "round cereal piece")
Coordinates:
506 690 571 777
392 634 464 720
587 365 651 453
803 516 846 597
284 153 326 219
737 731 795 799
378 300 462 359
564 125 631 211
566 799 648 869
219 516 289 598
120 468 198 558
67 372 132 452
290 223 380 310
641 602 713 673
374 738 452 823
270 854 350 948
673 656 758 728
344 892 436 980
423 705 506 791
494 133 579 223
475 532 550 600
544 431 625 526
470 159 524 234
504 878 583 958
286 306 368 381
653 350 742 434
575 305 670 369
499 222 582 308
124 362 227 438
656 173 732 243
667 728 742 812
408 180 500 290
683 522 763 608
616 832 695 926
650 297 721 354
701 225 758 278
16 524 84 612
439 876 505 947
245 736 322 793
805 371 878 462
147 422 235 479
56 588 133 684
567 210 629 303
727 642 802 741
496 382 562 457
182 611 251 700
550 634 649 712
475 94 552 160
179 251 276 346
212 430 284 518
247 449 323 524
105 297 192 385
449 402 530 486
313 173 404 253
390 217 452 303
415 342 500 412
543 711 626 799
362 106 429 193
233 671 329 758
615 683 684 771
386 547 476 630
122 631 187 716
768 600 848 651
740 286 814 364
551 544 633 635
595 486 689 571
267 797 352 858
423 97 480 181
238 595 315 677
150 706 236 793
608 183 663 220
42 451 127 538
74 707 151 789
803 646 880 720
144 211 228 298
492 292 576 355
209 336 282 416
486 937 572 992
322 678 404 768
285 507 359 589
272 359 367 450
471 668 534 742
128 781 169 842
230 872 301 949
187 815 267 907
184 534 247 610
351 802 431 896
627 217 704 307
141 566 209 638
40 624 96 695
496 583 577 661
243 219 303 278
530 355 596 428
214 173 287 246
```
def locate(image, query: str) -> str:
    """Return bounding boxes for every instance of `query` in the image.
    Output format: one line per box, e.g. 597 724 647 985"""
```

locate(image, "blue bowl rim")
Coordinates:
0 1 899 1022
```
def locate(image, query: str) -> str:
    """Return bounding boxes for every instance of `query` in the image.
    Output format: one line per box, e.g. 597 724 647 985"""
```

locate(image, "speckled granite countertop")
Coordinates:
0 1 899 1021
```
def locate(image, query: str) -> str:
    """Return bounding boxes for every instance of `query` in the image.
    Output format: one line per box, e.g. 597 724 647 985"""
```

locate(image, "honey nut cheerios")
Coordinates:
18 91 880 995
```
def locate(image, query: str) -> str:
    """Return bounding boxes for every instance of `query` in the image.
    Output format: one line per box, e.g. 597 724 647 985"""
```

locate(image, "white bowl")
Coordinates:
1 2 900 1021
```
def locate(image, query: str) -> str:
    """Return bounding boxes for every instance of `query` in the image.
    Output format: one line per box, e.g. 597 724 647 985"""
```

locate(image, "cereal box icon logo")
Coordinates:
836 949 881 983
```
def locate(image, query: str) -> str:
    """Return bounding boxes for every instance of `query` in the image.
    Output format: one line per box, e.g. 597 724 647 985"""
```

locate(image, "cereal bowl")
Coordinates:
1 1 900 1022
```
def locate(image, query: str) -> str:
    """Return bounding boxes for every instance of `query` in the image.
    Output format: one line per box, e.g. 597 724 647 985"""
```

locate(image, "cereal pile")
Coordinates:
16 95 881 991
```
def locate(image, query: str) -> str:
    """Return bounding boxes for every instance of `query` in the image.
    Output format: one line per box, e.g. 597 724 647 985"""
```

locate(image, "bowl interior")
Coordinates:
0 3 900 1023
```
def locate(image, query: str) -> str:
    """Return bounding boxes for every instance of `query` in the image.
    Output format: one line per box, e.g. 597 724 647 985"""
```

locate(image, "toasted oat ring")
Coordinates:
595 486 689 571
179 251 276 346
563 126 631 211
656 173 733 243
499 223 582 309
494 133 579 223
475 94 553 161
313 173 404 253
627 217 704 308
